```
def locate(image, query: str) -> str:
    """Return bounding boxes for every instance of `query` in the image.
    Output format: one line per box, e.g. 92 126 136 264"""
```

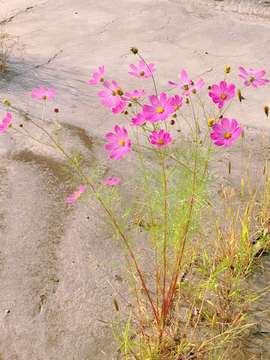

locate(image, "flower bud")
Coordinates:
170 119 175 125
19 124 23 127
208 86 212 91
237 89 242 103
124 111 128 115
219 115 223 119
173 114 177 118
208 118 214 127
225 65 231 73
128 103 132 107
54 108 59 113
185 98 189 104
113 299 119 312
264 103 269 117
130 47 138 55
3 99 11 106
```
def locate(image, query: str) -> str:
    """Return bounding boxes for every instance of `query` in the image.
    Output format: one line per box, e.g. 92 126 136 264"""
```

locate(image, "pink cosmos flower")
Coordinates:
103 178 120 185
238 67 269 88
209 81 235 109
112 101 126 114
142 92 175 123
130 113 146 126
98 80 123 108
171 95 183 112
169 70 204 96
31 86 58 100
105 125 131 161
128 60 156 79
88 65 105 85
0 112 12 134
66 185 86 203
121 89 147 101
149 129 172 148
210 118 242 147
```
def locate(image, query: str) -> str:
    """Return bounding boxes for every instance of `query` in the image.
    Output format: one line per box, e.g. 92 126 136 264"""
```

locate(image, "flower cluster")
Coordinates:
1 60 268 208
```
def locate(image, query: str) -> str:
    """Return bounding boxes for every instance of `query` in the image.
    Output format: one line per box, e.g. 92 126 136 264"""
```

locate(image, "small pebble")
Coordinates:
5 309 10 313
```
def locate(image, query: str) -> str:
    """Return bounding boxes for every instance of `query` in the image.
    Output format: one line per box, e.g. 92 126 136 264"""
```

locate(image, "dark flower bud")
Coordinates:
19 124 23 127
170 119 175 125
264 103 269 117
54 108 59 113
130 47 138 55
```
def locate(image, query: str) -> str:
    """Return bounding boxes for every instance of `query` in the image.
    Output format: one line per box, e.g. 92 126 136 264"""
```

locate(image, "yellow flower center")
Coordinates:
224 132 231 139
158 139 164 144
221 94 227 100
174 105 179 110
157 107 164 114
75 194 80 198
115 88 123 96
119 139 125 146
132 96 137 100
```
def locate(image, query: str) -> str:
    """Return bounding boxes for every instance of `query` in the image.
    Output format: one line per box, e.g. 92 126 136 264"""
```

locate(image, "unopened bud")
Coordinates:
3 99 11 106
124 111 128 115
173 114 177 118
219 114 223 119
128 103 132 107
225 65 231 73
208 86 212 91
185 98 189 104
19 124 23 127
264 103 269 117
208 118 214 127
130 47 138 55
113 299 119 312
54 108 59 113
237 89 242 103
170 119 175 125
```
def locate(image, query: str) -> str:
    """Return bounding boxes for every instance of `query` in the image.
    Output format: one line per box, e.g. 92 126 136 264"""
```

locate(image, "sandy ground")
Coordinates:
1 0 270 359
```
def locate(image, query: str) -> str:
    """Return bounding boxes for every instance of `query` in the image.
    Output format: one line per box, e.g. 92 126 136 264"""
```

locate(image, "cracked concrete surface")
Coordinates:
1 0 270 359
